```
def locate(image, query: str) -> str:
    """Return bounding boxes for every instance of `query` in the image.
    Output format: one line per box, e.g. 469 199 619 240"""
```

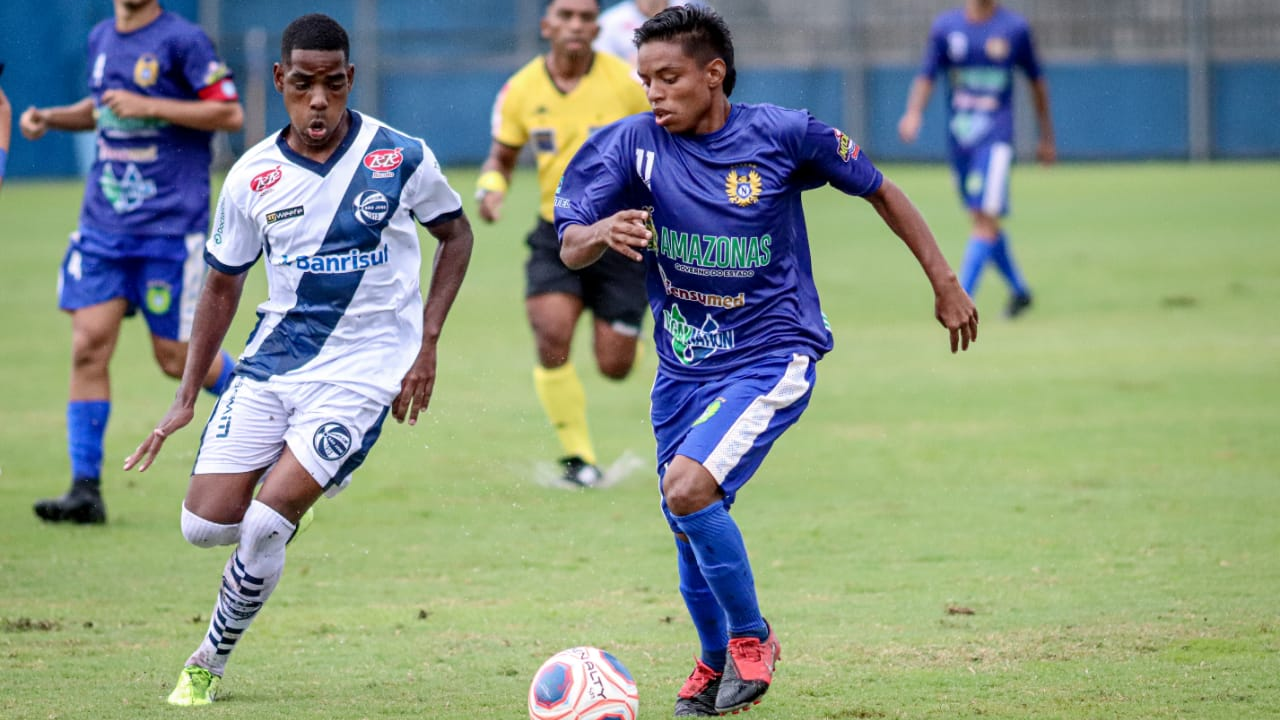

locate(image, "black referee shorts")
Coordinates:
524 219 648 334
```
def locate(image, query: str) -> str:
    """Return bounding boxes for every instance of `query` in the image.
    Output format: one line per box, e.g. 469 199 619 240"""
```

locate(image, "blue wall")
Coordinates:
2 0 1277 179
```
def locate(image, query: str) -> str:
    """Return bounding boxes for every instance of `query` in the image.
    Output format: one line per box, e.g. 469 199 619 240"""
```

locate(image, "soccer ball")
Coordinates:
528 646 640 720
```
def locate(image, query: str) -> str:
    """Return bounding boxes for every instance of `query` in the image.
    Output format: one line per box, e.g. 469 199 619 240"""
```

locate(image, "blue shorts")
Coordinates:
950 140 1014 217
652 353 817 530
57 229 206 342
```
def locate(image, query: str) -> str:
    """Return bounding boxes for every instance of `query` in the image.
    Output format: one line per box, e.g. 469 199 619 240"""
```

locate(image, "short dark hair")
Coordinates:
281 14 350 64
633 5 736 97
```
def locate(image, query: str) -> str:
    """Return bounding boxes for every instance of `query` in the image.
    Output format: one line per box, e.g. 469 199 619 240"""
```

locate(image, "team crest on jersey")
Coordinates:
250 165 283 193
353 190 390 226
725 166 762 207
833 129 860 162
312 422 353 461
985 36 1011 61
363 148 404 178
133 54 159 88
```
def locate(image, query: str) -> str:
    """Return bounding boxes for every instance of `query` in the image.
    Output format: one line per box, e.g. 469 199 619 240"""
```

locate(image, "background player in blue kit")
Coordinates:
898 0 1055 318
123 13 473 706
555 6 978 715
20 0 244 524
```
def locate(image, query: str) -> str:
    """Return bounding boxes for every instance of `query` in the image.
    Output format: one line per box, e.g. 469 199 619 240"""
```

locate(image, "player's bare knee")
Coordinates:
597 355 634 380
154 346 186 378
662 473 719 517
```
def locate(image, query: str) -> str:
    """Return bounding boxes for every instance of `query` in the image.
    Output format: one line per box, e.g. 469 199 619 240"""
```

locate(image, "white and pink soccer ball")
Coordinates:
528 646 639 720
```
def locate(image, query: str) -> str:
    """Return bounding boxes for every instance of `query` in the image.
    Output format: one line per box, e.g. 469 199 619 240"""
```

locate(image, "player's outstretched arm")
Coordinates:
1030 77 1056 165
897 76 934 144
20 97 95 140
560 209 651 269
124 269 247 472
395 214 475 426
99 90 243 132
864 178 978 353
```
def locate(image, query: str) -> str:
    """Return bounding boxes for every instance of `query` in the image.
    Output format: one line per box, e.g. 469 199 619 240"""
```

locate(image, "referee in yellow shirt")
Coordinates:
477 0 650 487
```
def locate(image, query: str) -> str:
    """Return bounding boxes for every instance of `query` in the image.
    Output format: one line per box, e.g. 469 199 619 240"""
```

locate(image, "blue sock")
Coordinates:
67 400 110 485
959 237 995 297
990 232 1030 297
205 350 237 396
673 503 767 640
676 536 728 670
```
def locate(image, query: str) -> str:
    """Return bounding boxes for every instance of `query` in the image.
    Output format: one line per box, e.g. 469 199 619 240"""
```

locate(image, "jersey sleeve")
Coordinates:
918 18 948 79
490 80 526 148
1013 21 1044 81
177 25 239 101
205 187 261 274
553 123 639 239
796 114 883 198
407 141 465 227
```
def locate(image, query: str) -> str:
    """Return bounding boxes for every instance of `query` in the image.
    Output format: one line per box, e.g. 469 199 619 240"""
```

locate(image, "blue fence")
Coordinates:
2 1 1278 179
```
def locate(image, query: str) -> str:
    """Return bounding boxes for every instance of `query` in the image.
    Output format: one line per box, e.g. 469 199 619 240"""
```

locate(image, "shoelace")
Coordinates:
729 637 764 663
681 661 721 695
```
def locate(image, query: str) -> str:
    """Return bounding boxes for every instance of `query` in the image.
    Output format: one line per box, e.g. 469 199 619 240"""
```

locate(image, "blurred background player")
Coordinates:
556 6 977 714
124 13 473 705
0 68 10 191
594 0 698 73
897 0 1055 318
476 0 650 486
20 0 243 524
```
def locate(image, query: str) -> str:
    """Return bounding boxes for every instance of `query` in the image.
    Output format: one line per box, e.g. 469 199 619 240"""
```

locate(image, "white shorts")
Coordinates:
193 376 391 497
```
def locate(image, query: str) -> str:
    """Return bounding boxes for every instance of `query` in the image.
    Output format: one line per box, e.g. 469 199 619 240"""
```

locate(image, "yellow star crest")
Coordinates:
725 167 762 207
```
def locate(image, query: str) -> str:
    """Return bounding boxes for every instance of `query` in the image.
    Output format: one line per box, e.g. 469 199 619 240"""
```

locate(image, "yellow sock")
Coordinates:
533 362 596 464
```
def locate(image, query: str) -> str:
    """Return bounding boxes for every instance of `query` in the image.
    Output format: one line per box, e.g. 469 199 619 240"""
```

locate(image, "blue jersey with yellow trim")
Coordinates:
555 103 883 380
82 11 238 249
918 6 1042 150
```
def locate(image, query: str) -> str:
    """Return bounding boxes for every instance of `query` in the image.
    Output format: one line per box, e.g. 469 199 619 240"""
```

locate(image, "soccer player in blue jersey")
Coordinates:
555 6 978 715
0 78 10 191
20 0 243 524
898 0 1055 318
123 13 473 706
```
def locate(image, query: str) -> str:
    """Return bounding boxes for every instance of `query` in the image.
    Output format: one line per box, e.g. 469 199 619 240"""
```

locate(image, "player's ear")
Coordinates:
705 57 726 92
346 63 355 89
272 62 284 93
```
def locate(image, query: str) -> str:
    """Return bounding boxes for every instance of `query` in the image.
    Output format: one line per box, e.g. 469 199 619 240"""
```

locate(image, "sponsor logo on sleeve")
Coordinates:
250 165 283 193
833 129 860 162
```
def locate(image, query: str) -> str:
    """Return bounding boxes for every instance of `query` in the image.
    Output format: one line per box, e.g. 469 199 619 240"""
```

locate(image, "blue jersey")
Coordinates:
555 103 883 380
918 6 1042 150
81 11 238 253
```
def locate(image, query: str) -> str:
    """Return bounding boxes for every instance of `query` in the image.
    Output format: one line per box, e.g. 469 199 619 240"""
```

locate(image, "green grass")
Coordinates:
1 161 1278 719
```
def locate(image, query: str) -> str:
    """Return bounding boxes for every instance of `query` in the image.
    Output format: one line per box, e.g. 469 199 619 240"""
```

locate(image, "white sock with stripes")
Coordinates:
186 500 294 676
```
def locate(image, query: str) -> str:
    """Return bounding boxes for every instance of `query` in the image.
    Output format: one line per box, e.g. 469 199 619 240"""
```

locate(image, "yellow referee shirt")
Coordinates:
490 52 650 223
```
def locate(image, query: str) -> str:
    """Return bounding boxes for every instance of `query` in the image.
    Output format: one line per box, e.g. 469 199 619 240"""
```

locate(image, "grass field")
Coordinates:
1 161 1278 719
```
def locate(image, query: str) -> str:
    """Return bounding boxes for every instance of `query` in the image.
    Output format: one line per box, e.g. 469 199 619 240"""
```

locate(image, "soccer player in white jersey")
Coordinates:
122 13 473 706
594 0 694 73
